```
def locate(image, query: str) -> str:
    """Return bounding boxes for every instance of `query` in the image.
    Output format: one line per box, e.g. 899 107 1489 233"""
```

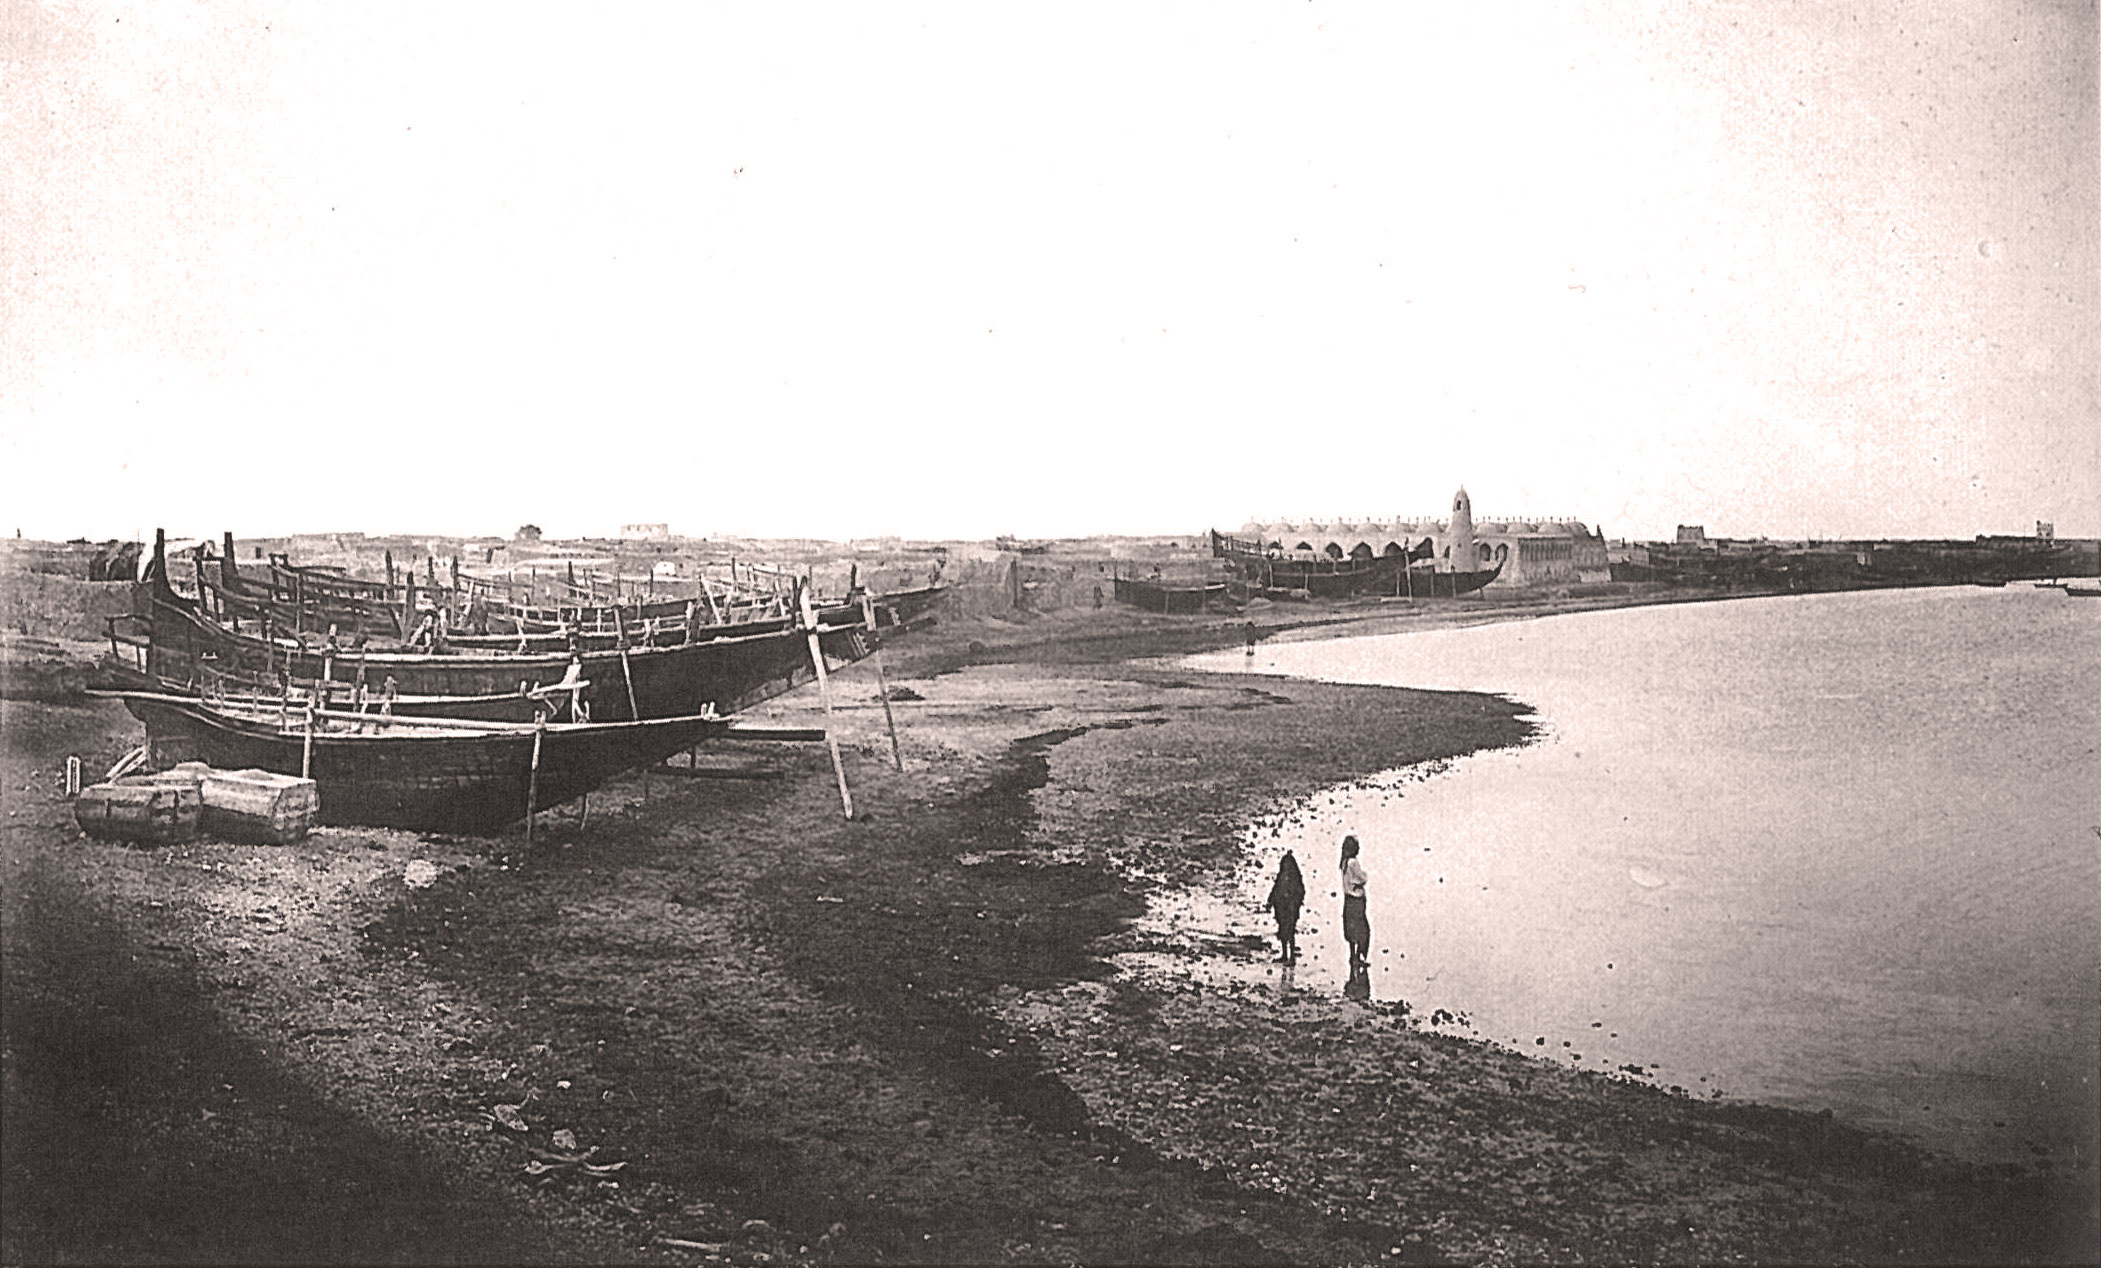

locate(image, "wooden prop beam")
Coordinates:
799 582 853 819
863 594 903 772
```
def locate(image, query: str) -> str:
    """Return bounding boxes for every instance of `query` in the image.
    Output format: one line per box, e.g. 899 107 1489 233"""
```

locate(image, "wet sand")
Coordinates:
3 597 2093 1263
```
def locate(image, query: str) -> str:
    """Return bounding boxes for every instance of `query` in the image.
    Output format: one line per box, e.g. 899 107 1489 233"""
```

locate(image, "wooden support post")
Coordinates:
800 583 854 819
619 646 640 720
526 719 544 843
863 595 903 772
301 700 315 779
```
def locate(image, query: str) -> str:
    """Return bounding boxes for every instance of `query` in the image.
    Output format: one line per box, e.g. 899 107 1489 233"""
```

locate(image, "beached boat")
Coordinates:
460 586 738 637
147 590 870 721
226 536 473 640
89 652 595 723
200 533 702 637
868 583 945 628
1208 530 1504 599
211 534 902 652
137 534 880 721
1111 574 1228 614
209 539 699 648
201 562 717 654
454 557 807 634
108 690 729 832
184 538 406 642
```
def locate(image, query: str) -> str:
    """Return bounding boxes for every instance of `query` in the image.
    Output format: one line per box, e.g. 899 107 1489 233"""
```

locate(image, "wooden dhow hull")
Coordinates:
143 533 880 720
869 584 946 627
1111 576 1227 614
202 534 898 653
207 537 410 639
89 656 571 724
145 591 871 720
118 693 727 833
209 535 802 646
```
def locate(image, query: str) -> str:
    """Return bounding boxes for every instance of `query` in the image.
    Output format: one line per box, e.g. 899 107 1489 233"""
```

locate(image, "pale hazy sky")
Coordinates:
4 2 2095 543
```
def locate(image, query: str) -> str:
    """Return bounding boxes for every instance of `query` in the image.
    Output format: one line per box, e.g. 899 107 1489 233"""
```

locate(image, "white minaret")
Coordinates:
1449 486 1477 572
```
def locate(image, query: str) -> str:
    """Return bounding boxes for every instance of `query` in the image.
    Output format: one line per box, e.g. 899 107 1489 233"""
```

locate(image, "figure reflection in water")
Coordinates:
1264 850 1305 963
1344 962 1371 1001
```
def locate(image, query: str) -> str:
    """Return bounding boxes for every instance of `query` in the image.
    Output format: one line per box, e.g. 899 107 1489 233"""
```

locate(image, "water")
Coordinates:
1185 586 2100 1168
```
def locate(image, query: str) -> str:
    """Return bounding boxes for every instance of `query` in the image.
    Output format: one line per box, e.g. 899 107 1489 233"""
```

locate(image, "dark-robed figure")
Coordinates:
1264 850 1306 962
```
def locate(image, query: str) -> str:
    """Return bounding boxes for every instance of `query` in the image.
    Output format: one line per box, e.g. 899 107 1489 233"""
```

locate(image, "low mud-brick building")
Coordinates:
1238 487 1609 590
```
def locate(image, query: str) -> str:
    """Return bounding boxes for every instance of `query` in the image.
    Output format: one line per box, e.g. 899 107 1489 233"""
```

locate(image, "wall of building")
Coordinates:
1234 516 1609 587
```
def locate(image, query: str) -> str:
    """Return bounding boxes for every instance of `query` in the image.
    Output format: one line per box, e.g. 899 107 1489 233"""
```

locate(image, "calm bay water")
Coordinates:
1185 586 2100 1167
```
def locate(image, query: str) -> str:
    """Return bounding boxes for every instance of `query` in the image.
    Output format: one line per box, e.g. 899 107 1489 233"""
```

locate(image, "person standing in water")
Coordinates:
1338 835 1371 969
1264 851 1306 962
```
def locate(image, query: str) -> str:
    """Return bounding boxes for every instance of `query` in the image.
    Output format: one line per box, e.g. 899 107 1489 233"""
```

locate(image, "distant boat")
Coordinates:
108 690 728 833
2064 584 2101 599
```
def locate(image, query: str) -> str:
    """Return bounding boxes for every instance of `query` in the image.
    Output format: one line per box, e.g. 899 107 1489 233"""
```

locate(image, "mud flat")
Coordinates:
4 600 2092 1264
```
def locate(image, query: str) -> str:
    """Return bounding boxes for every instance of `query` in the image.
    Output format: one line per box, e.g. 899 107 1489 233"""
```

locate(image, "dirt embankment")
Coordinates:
4 602 2093 1264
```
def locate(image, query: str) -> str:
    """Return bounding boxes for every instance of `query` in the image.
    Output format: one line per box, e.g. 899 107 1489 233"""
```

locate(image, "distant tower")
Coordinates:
1449 486 1477 572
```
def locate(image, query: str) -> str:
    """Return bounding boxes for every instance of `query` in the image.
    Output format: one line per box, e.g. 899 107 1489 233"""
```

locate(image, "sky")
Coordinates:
4 1 2096 544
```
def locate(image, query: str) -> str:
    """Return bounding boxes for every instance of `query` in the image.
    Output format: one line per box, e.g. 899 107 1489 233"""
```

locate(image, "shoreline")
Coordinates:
890 606 2091 1262
1187 583 2099 1173
5 591 2095 1263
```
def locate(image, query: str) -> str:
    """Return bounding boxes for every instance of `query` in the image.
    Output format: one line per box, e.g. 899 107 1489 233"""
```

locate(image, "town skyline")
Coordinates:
22 506 2078 551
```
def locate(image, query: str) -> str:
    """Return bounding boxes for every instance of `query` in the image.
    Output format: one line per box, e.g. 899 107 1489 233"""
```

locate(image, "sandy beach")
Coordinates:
3 597 2093 1264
